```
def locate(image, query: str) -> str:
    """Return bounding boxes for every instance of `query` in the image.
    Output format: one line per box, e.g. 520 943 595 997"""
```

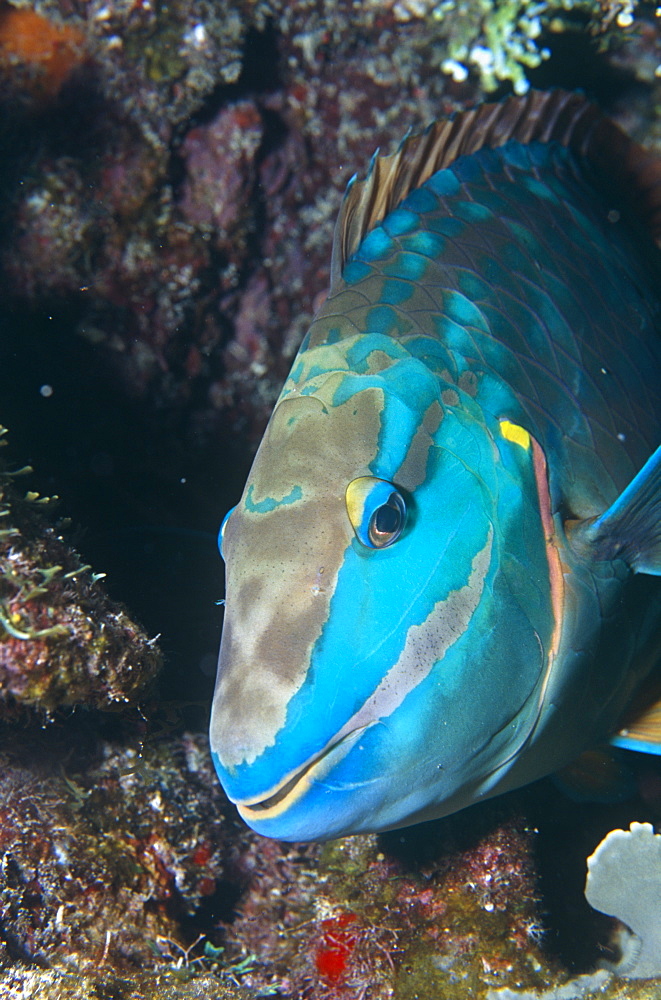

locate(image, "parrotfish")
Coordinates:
210 90 661 841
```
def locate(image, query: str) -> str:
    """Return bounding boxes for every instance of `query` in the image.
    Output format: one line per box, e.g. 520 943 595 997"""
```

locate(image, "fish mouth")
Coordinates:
235 726 369 823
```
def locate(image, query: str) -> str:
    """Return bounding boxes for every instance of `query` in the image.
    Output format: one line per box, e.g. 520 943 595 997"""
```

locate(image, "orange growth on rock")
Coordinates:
0 3 86 97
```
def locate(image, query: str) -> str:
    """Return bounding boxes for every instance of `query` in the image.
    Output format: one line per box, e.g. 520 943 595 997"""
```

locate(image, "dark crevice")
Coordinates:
0 303 225 714
527 21 643 104
180 878 245 935
239 22 282 95
181 22 282 132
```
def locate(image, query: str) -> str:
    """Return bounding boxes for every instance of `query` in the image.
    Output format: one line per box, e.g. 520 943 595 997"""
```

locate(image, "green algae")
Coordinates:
393 0 649 95
0 424 162 714
0 968 251 999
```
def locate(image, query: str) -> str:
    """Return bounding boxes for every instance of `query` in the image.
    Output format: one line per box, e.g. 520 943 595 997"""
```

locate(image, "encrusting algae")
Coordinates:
0 1 86 102
0 424 161 715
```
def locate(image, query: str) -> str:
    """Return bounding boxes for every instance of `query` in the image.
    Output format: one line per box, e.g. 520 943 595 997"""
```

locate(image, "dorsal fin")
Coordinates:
330 89 661 288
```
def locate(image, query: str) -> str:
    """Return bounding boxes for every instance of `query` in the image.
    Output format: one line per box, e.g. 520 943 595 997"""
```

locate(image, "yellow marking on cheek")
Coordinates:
345 477 371 528
500 419 531 450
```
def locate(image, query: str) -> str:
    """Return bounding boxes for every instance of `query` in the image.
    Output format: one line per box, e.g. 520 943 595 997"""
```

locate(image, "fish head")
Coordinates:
210 345 555 840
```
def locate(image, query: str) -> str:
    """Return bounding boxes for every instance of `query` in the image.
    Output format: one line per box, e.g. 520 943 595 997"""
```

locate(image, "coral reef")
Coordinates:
0 425 161 716
4 753 660 998
0 737 554 1000
214 807 549 999
389 0 646 96
0 729 239 976
1 969 249 999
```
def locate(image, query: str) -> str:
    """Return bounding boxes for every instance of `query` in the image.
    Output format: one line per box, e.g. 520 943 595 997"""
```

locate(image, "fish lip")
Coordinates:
235 726 369 821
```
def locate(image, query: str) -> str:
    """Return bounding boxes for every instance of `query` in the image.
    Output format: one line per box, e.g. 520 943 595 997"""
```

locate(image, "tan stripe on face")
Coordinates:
395 399 444 491
211 384 384 769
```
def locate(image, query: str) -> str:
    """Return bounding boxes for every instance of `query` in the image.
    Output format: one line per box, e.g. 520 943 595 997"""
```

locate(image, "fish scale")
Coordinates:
308 141 661 514
210 91 661 841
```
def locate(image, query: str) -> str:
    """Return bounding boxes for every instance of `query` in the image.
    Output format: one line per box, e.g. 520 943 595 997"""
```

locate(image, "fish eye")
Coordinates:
218 505 236 560
346 477 407 549
368 492 406 547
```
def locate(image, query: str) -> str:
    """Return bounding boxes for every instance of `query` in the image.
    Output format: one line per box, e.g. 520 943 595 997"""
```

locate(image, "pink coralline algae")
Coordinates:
212 810 550 999
179 100 264 251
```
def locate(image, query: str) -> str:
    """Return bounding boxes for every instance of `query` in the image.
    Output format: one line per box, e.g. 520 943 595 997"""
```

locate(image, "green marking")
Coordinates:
434 314 478 357
427 168 460 197
359 227 394 261
367 303 415 335
382 252 428 281
507 220 542 255
289 361 304 384
501 142 530 170
458 269 490 302
521 175 557 201
445 290 490 333
425 215 465 239
245 484 303 514
454 201 493 224
404 187 438 213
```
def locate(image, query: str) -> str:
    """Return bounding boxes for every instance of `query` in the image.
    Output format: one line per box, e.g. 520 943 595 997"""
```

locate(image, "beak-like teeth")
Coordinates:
235 727 369 821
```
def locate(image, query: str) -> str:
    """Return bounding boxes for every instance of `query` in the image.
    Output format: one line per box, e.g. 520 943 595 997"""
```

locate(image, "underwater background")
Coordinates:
1 1 661 997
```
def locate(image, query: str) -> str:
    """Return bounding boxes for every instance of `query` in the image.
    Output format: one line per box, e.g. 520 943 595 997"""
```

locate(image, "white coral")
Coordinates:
585 821 661 978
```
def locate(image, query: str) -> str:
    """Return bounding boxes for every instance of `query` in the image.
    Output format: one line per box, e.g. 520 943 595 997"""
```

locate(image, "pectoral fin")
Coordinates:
611 694 661 755
574 444 661 575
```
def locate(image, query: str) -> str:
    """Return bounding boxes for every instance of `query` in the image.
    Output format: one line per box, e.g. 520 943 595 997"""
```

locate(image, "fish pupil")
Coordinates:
368 493 405 547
